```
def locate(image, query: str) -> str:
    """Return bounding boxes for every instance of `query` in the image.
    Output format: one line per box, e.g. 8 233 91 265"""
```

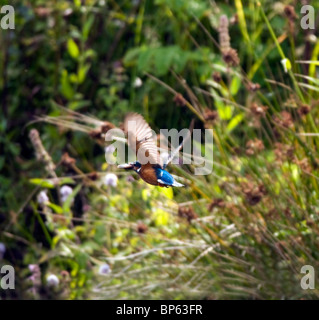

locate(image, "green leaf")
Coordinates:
60 69 74 99
123 47 142 66
29 177 75 188
215 97 232 120
29 178 55 188
227 113 244 133
137 48 154 72
47 203 63 214
82 15 94 41
78 63 91 84
67 39 80 60
230 75 241 96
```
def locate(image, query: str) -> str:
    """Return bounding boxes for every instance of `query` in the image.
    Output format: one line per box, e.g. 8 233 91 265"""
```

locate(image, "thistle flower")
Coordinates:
60 185 73 203
99 263 111 275
37 191 49 205
0 242 6 259
46 274 60 287
103 173 118 187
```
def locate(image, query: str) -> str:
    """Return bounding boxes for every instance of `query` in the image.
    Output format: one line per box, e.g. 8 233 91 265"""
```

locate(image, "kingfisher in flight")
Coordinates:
118 113 186 188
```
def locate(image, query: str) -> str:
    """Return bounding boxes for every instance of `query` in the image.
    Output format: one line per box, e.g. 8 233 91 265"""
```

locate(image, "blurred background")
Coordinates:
1 0 319 299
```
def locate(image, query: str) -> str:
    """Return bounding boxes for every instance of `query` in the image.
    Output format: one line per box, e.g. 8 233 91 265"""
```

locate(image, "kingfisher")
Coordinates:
118 113 185 188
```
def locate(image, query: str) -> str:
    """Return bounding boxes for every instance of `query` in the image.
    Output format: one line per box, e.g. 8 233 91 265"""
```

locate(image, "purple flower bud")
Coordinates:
60 185 73 203
103 173 118 187
46 274 60 287
37 191 49 205
99 263 111 275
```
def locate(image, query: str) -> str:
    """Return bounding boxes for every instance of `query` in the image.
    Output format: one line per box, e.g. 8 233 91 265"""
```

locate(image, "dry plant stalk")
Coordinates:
29 129 57 178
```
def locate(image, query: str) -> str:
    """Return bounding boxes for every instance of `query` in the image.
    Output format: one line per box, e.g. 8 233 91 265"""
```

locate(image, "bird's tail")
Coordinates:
172 180 184 187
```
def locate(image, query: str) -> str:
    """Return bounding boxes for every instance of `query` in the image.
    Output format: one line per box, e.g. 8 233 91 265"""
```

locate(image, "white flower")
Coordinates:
37 191 49 205
60 185 73 203
133 77 142 88
0 243 6 259
103 173 118 187
99 264 111 275
63 8 73 16
46 274 60 287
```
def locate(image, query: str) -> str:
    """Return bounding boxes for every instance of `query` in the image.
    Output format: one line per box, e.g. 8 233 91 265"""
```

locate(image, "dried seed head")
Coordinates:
247 82 260 92
242 182 266 206
294 158 312 174
212 71 222 83
298 104 311 116
273 111 293 128
284 5 298 21
274 143 294 162
204 109 218 122
219 15 230 51
178 206 197 223
245 139 264 156
61 152 76 168
208 198 225 211
222 48 240 67
173 93 187 107
250 103 268 118
137 222 148 234
88 171 99 181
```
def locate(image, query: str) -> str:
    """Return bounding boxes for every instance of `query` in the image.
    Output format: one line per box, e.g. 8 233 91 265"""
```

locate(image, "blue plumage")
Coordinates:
117 114 185 188
155 168 174 185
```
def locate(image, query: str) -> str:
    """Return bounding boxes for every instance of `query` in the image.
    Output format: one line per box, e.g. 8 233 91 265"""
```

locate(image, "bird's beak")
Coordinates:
118 163 134 169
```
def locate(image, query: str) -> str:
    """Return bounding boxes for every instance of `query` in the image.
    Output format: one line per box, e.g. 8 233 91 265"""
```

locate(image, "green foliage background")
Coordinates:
1 0 319 299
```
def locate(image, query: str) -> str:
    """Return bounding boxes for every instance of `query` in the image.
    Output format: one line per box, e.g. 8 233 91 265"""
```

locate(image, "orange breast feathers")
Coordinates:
139 164 159 186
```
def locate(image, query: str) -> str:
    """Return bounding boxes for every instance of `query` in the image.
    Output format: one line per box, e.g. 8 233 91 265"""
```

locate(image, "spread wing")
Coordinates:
124 113 163 167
